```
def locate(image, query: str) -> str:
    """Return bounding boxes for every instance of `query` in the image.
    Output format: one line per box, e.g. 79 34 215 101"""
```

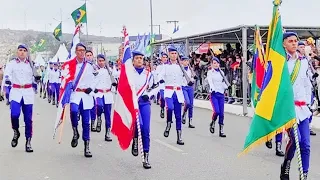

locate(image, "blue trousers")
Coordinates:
165 92 182 130
182 86 194 118
70 100 90 141
96 97 112 129
159 90 165 108
134 101 151 153
10 99 33 138
5 86 11 100
52 83 60 102
47 81 52 98
285 119 310 173
210 92 225 125
275 133 283 143
90 97 97 121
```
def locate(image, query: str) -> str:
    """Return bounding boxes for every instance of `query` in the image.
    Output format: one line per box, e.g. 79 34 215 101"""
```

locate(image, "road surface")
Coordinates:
0 96 319 180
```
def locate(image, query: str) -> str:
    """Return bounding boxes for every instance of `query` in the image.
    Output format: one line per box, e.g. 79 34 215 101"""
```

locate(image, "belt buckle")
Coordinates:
21 85 25 88
173 87 177 91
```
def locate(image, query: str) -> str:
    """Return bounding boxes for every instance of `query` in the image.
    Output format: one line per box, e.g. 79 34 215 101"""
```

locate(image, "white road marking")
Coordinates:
153 139 184 152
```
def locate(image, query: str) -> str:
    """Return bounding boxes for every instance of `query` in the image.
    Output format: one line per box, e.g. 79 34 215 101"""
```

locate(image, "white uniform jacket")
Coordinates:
207 68 228 94
94 67 114 104
158 62 185 103
287 53 312 122
4 59 34 104
70 61 97 110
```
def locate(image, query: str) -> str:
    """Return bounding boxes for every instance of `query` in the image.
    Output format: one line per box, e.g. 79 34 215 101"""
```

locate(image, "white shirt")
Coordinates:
4 59 34 104
207 69 228 94
287 53 312 122
70 61 96 110
133 68 155 98
49 69 60 83
155 64 165 89
158 62 184 103
112 68 120 79
94 67 114 104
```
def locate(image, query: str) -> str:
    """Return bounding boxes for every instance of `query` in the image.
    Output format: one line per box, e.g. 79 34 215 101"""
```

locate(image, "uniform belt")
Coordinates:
294 101 306 107
75 88 86 92
12 84 32 89
165 86 181 90
97 89 111 93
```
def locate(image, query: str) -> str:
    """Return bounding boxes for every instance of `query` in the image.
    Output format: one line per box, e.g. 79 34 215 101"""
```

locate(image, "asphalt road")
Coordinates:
0 96 319 180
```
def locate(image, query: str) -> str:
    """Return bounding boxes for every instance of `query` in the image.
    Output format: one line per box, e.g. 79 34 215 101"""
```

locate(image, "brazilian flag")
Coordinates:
71 3 87 26
53 23 62 41
239 0 296 156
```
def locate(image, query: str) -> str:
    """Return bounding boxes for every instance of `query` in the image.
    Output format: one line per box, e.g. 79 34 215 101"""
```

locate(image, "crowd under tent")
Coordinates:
153 25 320 116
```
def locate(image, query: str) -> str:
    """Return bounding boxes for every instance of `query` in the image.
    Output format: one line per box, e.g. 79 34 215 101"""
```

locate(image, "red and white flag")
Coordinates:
111 26 139 150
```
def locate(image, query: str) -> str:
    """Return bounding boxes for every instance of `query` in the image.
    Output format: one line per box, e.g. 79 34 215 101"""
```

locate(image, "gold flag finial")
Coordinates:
273 0 282 6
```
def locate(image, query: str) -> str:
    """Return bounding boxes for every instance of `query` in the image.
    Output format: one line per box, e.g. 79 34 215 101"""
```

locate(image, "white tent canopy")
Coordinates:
34 54 45 66
51 43 70 63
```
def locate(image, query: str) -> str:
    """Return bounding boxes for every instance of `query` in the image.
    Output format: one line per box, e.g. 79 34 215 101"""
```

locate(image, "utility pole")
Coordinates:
150 25 161 35
99 22 103 54
166 20 179 31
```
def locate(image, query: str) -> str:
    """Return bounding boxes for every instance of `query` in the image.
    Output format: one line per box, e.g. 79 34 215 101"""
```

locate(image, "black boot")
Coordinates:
176 130 184 145
6 101 9 106
96 116 102 133
43 92 46 99
219 125 226 138
182 111 186 124
25 137 33 153
105 128 112 142
11 129 20 147
160 108 164 119
71 127 79 148
143 152 151 169
188 118 195 128
131 138 138 156
91 120 96 132
310 129 316 136
209 120 216 134
276 142 285 157
265 140 272 149
48 97 51 103
280 159 291 180
84 140 92 158
52 97 55 105
163 122 172 137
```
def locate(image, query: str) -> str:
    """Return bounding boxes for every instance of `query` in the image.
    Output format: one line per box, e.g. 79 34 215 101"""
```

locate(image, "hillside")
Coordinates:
0 28 122 64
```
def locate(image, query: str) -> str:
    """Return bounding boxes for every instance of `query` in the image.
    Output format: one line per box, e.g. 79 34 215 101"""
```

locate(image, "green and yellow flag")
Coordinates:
53 23 62 41
239 0 296 156
71 3 87 26
30 39 46 53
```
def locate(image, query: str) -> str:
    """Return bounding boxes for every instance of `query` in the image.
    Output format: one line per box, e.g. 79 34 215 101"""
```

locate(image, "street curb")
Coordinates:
194 99 320 130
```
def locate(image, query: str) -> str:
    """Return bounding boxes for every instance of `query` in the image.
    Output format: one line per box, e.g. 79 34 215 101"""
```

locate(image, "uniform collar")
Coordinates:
16 58 28 63
287 52 302 60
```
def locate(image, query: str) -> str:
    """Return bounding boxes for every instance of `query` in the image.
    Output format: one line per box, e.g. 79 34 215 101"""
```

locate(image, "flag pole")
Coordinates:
135 112 145 163
85 0 89 45
292 122 304 179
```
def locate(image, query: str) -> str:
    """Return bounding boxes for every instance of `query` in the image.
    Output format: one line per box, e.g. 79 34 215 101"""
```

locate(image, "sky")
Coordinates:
0 0 319 39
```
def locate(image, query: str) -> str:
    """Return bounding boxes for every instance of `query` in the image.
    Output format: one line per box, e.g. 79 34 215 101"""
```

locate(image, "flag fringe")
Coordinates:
238 118 296 157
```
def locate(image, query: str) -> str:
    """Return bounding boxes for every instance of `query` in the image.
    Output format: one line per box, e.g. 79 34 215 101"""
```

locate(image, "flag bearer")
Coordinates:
280 32 312 180
85 50 98 131
47 62 54 103
93 54 117 141
69 43 96 158
130 50 154 169
207 57 228 138
265 133 284 156
155 52 168 119
181 56 195 128
4 44 41 153
159 46 185 145
50 62 60 106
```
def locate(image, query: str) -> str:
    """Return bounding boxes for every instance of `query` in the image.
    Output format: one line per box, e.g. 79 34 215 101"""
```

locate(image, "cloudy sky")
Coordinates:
0 0 319 38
